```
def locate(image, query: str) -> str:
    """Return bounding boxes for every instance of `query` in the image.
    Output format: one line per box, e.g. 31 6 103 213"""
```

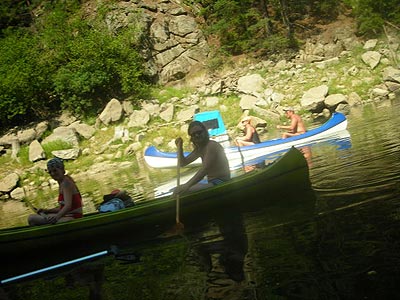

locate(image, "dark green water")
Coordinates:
2 100 400 299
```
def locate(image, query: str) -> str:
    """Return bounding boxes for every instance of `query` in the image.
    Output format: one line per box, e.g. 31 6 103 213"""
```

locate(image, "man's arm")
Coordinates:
176 137 200 167
288 118 298 132
277 119 298 132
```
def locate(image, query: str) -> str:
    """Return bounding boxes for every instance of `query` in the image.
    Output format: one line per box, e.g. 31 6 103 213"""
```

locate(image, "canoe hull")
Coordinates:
0 147 311 280
144 112 348 170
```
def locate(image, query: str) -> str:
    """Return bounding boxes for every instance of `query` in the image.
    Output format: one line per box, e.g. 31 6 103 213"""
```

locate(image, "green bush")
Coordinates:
344 0 400 35
0 0 151 129
0 29 54 126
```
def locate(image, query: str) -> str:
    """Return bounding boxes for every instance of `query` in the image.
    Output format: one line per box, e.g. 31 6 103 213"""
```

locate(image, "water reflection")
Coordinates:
2 101 400 299
191 208 248 299
64 264 105 300
249 193 400 299
193 211 247 283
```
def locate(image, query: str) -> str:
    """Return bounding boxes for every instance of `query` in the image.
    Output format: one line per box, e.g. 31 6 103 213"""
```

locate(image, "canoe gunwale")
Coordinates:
144 112 347 169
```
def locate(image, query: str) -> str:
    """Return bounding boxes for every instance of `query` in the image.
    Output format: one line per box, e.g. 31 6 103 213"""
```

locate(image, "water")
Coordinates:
2 100 400 299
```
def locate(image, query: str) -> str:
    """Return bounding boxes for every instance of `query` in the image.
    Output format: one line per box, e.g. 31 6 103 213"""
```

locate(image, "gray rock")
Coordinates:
300 85 329 112
176 107 198 122
98 98 123 125
142 101 161 116
52 148 80 160
371 87 389 97
29 140 46 162
336 103 351 115
0 172 19 193
363 39 378 50
382 66 400 83
347 92 362 106
204 96 219 107
17 128 36 144
159 103 175 122
42 126 79 147
361 51 381 69
239 94 259 110
324 94 347 109
385 81 400 92
10 187 25 200
169 15 198 37
122 100 134 115
128 110 151 127
35 121 49 139
237 74 266 94
69 122 95 139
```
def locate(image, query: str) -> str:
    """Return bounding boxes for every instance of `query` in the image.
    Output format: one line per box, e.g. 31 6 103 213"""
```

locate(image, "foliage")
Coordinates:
0 0 151 129
186 0 344 55
0 0 37 32
344 0 400 35
0 29 54 125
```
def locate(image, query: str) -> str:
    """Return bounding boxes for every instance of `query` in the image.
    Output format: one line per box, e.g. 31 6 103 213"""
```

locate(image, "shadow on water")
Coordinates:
2 187 400 299
249 193 400 299
1 189 317 300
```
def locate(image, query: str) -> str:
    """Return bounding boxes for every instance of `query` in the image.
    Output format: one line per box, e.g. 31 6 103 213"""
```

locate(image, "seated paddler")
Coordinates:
173 121 231 195
28 157 83 226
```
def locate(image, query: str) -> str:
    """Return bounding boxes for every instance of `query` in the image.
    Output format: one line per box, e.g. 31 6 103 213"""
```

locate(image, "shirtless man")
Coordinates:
277 108 307 138
173 121 230 195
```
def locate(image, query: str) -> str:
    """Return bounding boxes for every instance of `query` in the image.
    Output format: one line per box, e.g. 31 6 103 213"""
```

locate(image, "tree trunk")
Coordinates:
259 0 273 34
278 0 296 47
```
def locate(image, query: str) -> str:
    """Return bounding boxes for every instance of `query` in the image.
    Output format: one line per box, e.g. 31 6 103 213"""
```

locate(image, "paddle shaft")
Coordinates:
23 198 46 217
237 144 245 170
232 135 245 170
1 250 109 285
176 153 181 224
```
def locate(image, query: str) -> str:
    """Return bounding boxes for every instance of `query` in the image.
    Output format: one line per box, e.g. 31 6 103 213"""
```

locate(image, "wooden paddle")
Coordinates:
237 144 245 170
233 135 246 171
1 246 121 285
23 198 46 216
174 151 184 231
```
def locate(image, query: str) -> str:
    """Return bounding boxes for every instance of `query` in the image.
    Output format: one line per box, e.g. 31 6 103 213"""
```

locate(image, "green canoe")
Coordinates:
0 147 312 280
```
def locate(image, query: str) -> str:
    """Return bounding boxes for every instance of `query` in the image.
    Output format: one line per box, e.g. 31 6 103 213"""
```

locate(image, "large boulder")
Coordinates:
237 74 266 94
128 110 151 128
42 127 79 147
29 140 46 162
300 85 329 112
98 98 123 126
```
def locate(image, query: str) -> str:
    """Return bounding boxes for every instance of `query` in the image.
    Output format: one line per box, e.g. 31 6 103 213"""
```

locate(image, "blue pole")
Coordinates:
1 250 109 285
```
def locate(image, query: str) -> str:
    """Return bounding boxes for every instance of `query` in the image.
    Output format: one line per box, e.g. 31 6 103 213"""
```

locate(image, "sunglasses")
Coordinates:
47 168 59 174
190 130 203 137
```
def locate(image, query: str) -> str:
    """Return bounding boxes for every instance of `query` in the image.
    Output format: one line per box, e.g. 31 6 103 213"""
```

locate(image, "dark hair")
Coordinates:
47 157 64 170
188 121 209 138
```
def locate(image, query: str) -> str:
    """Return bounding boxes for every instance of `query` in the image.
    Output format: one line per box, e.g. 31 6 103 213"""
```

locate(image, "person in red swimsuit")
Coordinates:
28 158 83 226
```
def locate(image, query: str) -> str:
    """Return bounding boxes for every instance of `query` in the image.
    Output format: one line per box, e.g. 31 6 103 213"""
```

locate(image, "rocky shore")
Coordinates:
0 15 399 203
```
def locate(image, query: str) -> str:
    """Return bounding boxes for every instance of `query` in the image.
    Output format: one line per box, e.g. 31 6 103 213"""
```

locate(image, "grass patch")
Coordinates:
151 86 194 104
42 140 74 158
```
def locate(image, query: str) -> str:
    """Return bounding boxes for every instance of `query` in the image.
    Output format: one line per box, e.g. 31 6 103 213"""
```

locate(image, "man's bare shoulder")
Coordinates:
207 140 224 149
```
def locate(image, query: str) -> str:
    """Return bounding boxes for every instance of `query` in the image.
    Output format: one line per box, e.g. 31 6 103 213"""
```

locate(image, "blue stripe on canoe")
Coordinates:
224 112 347 151
145 112 347 158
